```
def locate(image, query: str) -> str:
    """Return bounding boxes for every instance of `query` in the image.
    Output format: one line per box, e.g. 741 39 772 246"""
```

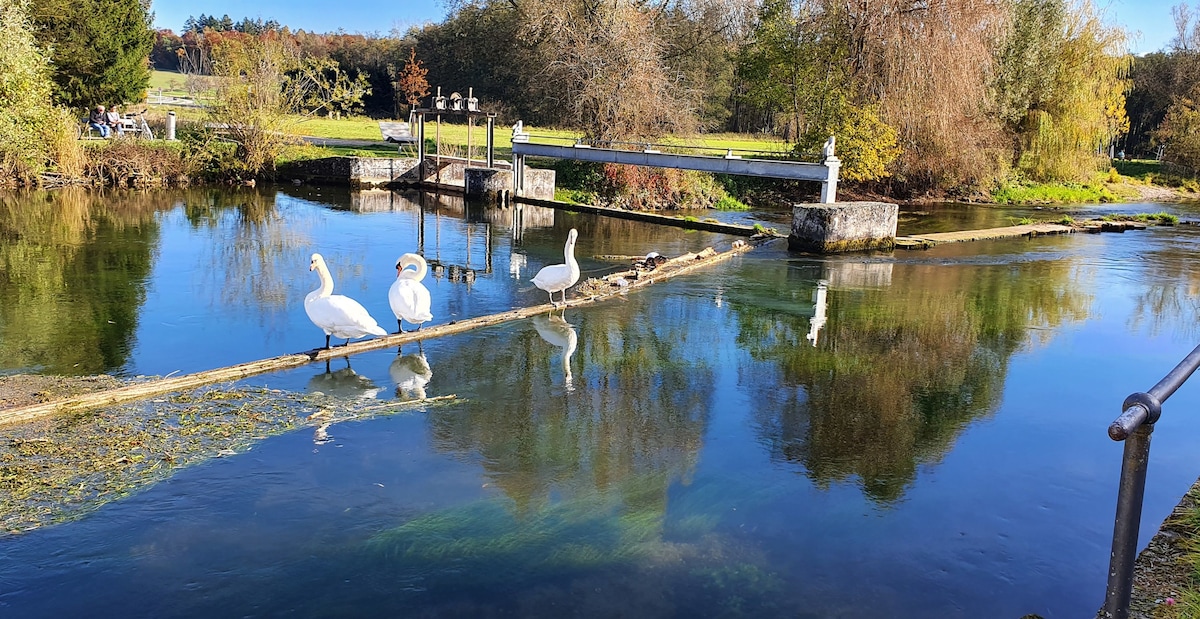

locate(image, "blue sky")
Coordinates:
152 0 1183 54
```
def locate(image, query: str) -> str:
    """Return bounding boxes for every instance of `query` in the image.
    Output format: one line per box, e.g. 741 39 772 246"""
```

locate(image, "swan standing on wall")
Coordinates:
305 253 388 349
389 253 433 333
532 228 580 307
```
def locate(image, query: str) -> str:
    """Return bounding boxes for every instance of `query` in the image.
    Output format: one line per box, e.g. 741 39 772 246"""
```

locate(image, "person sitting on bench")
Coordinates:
88 105 111 138
105 105 124 136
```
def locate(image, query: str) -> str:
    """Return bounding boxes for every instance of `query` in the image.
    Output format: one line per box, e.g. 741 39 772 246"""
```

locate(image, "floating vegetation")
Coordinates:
1100 212 1179 225
0 383 457 535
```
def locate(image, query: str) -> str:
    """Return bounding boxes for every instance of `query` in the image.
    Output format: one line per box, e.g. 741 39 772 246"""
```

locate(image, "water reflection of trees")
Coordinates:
0 189 166 374
731 256 1092 503
183 188 313 317
1126 232 1200 339
426 307 711 515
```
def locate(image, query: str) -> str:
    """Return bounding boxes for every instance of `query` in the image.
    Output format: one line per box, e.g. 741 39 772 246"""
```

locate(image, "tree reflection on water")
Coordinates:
0 189 165 374
728 253 1093 503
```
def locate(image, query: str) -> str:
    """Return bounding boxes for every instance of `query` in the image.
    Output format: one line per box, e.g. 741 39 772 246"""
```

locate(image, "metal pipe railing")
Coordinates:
1102 342 1200 618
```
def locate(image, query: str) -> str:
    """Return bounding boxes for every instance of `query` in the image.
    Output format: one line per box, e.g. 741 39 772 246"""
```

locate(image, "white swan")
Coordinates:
305 253 388 349
533 314 578 391
390 351 433 400
388 253 433 332
531 228 580 306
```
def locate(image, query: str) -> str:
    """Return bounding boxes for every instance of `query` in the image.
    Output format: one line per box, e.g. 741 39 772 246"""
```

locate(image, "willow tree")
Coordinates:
996 0 1129 181
737 0 997 186
520 0 697 141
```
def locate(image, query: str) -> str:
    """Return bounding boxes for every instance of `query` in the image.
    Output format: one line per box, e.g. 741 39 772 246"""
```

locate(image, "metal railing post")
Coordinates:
1102 421 1154 619
1101 341 1200 619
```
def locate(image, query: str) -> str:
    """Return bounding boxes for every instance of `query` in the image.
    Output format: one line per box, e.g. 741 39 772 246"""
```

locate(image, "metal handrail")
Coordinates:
1102 342 1200 619
522 133 799 158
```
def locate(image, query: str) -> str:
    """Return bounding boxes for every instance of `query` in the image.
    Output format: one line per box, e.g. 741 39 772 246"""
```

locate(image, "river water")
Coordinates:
2 187 1200 617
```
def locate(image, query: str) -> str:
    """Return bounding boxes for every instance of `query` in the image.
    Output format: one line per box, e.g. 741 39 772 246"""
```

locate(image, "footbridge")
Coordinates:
510 125 842 203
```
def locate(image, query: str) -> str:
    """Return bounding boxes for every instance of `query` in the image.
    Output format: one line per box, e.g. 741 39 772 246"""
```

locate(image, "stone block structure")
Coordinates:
789 202 898 253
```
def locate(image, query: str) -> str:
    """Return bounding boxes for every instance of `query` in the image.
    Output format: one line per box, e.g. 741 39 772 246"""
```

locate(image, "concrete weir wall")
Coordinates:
464 168 512 201
279 156 555 200
789 201 898 253
280 157 422 187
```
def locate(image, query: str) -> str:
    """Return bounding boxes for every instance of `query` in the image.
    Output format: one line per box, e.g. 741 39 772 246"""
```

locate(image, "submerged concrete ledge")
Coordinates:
894 223 1074 249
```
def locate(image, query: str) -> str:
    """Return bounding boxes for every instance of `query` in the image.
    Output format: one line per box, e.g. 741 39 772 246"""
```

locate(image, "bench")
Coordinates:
379 121 418 144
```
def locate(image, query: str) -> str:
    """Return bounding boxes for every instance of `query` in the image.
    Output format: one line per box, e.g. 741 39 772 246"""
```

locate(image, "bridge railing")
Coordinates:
521 133 806 161
1101 342 1200 618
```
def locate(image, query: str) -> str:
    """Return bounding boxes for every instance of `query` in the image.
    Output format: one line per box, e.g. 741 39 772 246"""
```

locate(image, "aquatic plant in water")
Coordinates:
0 385 452 534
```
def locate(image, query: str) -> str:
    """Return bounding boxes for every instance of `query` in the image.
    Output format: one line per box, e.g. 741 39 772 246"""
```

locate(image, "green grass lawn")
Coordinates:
288 116 789 158
141 75 791 160
148 70 191 98
1113 158 1200 191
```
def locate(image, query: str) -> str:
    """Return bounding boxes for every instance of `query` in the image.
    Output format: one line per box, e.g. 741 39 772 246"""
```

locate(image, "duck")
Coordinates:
305 253 388 349
388 253 433 333
390 350 433 400
531 228 580 307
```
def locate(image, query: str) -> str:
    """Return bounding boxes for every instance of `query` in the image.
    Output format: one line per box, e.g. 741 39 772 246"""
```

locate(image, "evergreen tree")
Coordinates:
29 0 154 109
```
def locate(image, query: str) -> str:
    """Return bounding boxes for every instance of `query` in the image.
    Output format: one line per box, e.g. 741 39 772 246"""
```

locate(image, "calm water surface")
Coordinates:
2 187 1200 617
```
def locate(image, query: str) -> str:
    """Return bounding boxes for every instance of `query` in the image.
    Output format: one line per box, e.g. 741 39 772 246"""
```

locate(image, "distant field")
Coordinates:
148 70 191 98
143 71 791 157
292 116 788 157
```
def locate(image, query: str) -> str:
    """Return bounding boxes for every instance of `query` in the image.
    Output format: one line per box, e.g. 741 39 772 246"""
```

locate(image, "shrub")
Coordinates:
597 164 728 210
0 0 84 185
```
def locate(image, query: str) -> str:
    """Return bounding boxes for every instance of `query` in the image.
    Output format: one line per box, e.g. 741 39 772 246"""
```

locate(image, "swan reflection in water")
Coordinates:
307 357 384 400
532 314 578 392
306 357 384 444
390 348 433 400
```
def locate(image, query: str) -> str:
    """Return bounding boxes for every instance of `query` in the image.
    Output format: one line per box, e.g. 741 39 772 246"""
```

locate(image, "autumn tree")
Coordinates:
293 57 372 119
203 33 303 177
520 0 697 141
392 47 430 115
1154 83 1200 172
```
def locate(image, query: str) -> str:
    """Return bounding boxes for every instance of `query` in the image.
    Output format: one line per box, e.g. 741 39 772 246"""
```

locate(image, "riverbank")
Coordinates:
1121 478 1200 618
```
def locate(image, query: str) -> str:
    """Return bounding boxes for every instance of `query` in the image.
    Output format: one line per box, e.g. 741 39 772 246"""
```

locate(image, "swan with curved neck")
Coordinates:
531 228 580 307
304 253 388 349
389 253 433 332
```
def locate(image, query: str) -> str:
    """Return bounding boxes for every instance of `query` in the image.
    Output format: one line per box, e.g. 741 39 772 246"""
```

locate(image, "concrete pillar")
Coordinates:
789 201 898 253
166 111 176 141
820 156 840 203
